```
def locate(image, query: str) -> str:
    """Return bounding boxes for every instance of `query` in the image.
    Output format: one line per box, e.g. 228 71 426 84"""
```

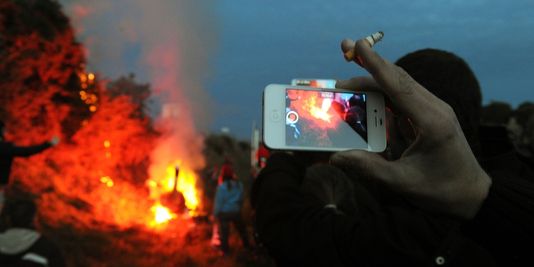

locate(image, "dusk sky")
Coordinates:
61 0 534 139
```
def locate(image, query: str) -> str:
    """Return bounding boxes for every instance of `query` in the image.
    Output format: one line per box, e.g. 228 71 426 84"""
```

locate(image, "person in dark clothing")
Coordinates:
254 153 496 266
253 36 534 266
344 95 367 139
393 49 534 266
213 168 250 255
0 121 59 211
0 193 65 267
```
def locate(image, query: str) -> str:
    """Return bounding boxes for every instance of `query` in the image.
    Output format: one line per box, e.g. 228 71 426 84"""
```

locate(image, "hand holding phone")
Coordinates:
263 84 386 152
332 36 491 220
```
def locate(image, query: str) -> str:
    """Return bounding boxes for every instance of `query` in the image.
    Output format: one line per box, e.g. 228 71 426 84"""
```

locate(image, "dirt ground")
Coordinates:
41 215 275 267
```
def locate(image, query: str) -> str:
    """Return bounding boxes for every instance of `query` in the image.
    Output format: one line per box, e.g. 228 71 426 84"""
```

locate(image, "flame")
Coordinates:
146 160 201 219
165 163 199 210
149 203 176 226
305 96 333 123
289 90 339 129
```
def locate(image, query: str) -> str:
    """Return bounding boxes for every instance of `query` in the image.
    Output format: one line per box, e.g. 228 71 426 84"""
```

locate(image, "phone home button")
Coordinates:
271 110 282 122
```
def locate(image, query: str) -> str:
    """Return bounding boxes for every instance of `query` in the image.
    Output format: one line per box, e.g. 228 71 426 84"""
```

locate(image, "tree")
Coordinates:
513 102 534 128
107 73 152 120
0 0 158 227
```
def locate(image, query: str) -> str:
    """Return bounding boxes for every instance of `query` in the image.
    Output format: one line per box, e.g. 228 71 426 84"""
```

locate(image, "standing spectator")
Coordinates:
213 166 250 255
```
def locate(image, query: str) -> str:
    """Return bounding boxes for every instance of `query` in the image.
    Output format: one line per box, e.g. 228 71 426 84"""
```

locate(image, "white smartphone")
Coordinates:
263 84 387 152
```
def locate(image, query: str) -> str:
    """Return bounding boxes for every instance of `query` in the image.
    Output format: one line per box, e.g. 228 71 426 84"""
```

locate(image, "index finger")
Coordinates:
343 37 448 128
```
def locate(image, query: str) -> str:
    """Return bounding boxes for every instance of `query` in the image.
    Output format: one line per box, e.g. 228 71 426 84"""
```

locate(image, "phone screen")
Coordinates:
285 88 368 148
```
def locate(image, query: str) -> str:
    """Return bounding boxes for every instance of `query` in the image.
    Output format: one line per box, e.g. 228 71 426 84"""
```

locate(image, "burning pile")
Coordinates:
0 0 205 231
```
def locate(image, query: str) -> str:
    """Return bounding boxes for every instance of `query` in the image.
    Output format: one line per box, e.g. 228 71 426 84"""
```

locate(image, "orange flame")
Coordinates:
146 160 201 219
304 96 333 123
290 90 339 129
165 163 199 210
149 203 176 227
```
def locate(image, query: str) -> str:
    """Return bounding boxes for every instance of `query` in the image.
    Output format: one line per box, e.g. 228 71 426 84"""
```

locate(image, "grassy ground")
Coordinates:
40 215 275 267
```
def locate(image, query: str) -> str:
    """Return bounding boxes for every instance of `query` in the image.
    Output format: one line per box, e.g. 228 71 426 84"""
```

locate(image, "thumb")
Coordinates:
330 150 398 186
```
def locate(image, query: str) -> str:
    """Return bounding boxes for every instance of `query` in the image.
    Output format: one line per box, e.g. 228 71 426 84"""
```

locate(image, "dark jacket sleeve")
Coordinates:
2 142 51 157
254 153 468 267
463 174 534 266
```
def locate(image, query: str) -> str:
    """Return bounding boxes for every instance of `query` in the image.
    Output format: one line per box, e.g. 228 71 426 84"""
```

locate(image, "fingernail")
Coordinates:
341 39 355 53
341 39 357 62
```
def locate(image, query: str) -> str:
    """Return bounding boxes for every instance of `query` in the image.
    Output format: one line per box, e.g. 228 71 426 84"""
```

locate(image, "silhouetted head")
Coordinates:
2 196 37 228
395 49 482 150
348 94 364 107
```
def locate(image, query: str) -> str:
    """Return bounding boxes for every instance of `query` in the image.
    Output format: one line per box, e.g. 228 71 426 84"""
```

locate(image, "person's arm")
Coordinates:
332 34 533 265
7 141 52 157
333 36 491 220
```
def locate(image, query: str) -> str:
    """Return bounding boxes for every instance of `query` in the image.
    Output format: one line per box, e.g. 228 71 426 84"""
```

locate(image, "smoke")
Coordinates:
59 0 217 174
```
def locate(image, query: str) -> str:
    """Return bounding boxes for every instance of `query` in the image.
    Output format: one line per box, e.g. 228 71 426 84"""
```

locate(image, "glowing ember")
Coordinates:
79 73 87 83
100 176 114 187
150 203 176 226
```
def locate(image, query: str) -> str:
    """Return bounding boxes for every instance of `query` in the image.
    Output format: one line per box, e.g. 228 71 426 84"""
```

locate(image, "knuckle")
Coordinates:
429 102 462 141
441 102 456 118
391 67 416 98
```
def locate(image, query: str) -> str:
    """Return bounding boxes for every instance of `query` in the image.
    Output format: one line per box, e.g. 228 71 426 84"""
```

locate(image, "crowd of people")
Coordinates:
251 38 534 266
